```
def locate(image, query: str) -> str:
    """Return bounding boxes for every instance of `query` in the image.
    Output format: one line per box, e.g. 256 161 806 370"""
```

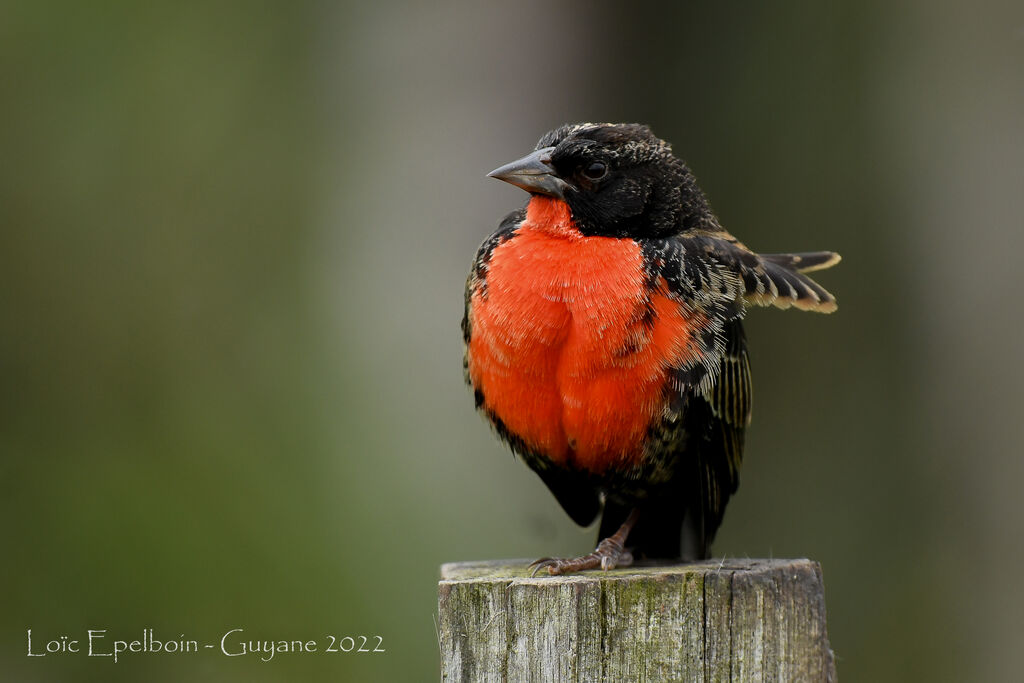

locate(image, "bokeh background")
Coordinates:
2 1 1022 680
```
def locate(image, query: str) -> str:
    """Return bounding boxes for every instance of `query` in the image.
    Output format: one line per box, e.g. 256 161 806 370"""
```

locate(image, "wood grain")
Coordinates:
439 558 836 682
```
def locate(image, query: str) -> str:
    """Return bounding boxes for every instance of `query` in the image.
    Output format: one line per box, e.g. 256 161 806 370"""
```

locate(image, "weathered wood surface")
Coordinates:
438 558 835 682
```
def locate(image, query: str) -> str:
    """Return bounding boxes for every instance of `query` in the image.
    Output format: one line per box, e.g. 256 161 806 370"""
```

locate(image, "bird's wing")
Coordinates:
638 236 752 557
760 250 842 273
679 231 841 313
690 317 751 552
639 231 838 556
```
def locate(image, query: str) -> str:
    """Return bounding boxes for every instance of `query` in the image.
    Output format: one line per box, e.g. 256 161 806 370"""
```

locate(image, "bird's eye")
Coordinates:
581 161 608 180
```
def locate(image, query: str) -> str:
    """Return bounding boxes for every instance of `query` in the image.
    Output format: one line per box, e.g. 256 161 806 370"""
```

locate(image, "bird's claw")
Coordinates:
528 557 557 578
528 538 634 576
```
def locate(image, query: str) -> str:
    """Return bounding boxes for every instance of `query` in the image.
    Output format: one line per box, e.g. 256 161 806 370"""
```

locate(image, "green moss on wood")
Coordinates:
439 559 836 682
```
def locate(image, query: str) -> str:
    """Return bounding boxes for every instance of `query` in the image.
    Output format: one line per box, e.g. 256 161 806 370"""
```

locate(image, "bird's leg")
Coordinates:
530 509 640 576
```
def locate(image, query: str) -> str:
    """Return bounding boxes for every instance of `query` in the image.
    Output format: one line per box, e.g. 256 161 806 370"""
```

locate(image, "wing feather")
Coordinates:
674 233 840 313
641 229 836 557
641 237 753 557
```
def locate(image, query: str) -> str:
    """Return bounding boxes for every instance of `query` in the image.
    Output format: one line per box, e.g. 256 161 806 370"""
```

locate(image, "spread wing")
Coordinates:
639 231 837 557
660 231 841 313
727 235 841 313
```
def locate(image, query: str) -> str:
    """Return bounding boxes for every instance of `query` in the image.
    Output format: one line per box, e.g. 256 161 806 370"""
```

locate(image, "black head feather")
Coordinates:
535 123 717 238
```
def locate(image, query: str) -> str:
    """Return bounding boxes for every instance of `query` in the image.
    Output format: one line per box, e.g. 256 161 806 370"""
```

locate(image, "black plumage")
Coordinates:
463 123 840 573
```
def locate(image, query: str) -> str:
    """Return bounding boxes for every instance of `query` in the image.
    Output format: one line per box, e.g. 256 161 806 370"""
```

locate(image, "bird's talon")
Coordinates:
528 558 556 577
528 542 634 576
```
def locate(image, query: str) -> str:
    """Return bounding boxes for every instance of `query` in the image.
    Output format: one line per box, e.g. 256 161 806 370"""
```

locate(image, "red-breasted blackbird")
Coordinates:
462 123 839 575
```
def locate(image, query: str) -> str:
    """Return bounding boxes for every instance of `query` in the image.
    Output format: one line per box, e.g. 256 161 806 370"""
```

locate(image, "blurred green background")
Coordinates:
2 1 1022 680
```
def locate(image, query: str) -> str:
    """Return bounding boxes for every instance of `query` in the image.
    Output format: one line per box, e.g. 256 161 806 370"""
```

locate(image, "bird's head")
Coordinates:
488 122 716 238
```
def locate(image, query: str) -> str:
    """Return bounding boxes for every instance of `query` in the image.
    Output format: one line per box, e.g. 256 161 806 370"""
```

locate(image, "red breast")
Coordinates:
468 196 701 473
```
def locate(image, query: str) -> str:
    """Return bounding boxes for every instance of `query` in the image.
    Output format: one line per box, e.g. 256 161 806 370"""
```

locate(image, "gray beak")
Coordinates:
487 146 570 199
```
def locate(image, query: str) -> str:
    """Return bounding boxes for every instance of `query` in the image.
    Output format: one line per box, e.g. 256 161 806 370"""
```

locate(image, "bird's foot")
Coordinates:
529 536 635 576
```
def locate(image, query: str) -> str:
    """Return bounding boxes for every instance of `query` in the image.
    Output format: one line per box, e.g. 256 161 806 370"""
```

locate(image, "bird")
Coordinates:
462 123 839 575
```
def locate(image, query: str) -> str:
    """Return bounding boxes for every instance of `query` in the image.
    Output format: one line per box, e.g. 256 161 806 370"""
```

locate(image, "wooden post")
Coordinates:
438 558 836 682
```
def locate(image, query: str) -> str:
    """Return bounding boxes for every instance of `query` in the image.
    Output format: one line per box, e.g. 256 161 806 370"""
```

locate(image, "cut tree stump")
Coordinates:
438 558 835 682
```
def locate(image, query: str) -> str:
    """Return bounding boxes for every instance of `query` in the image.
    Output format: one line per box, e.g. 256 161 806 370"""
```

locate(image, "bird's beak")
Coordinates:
487 146 569 199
